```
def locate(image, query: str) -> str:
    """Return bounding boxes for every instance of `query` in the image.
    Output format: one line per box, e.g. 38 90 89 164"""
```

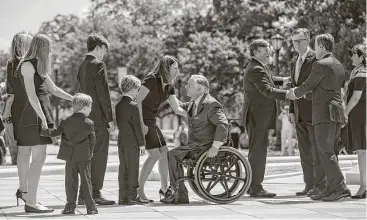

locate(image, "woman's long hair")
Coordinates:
17 34 52 77
8 33 32 75
150 55 178 84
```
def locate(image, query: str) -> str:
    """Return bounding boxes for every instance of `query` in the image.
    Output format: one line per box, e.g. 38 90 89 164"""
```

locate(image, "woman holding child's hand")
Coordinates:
136 55 187 202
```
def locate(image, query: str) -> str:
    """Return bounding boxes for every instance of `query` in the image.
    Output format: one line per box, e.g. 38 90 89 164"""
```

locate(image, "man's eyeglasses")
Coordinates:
292 39 308 44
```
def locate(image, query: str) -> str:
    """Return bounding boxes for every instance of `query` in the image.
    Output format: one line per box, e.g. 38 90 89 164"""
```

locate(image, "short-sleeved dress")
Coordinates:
346 64 366 151
142 74 175 149
7 59 54 146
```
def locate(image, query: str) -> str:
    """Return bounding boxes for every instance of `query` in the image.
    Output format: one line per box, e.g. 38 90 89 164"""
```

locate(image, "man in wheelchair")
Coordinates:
161 75 228 204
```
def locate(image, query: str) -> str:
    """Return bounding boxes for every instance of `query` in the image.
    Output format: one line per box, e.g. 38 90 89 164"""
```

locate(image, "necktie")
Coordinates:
295 57 303 83
191 102 197 116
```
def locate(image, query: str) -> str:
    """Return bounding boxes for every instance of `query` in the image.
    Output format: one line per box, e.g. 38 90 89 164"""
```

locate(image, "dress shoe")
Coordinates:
307 187 324 197
310 188 332 200
250 189 276 198
127 197 150 205
161 195 189 204
25 204 54 213
87 208 98 215
94 197 115 205
61 207 75 215
321 189 351 202
295 187 312 196
351 190 366 199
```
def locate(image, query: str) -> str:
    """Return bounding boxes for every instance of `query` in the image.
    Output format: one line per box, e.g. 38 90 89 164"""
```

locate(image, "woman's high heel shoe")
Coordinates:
15 189 27 206
159 186 173 201
351 190 366 199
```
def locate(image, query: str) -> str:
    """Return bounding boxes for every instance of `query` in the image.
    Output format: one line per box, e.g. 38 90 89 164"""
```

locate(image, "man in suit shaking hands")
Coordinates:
240 39 290 198
287 34 351 201
289 28 326 196
161 75 229 204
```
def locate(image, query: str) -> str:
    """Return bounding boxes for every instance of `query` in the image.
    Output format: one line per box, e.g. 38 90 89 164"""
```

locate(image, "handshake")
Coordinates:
285 88 299 100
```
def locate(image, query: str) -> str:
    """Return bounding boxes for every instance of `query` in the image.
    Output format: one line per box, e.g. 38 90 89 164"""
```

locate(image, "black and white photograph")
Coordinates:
0 0 365 219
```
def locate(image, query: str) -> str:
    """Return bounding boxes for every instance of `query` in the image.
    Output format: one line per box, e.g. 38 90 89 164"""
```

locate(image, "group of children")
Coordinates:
41 75 145 215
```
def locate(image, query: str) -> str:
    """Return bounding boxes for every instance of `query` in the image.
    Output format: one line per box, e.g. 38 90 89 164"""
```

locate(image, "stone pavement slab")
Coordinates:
0 172 365 220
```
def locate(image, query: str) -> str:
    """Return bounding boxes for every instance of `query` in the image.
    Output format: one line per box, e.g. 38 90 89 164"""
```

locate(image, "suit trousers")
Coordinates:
118 145 140 201
65 158 95 210
167 144 210 200
246 116 269 193
80 125 109 198
296 122 326 189
313 122 345 191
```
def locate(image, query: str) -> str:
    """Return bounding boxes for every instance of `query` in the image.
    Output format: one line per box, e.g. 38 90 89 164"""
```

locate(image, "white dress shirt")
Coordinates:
295 47 310 83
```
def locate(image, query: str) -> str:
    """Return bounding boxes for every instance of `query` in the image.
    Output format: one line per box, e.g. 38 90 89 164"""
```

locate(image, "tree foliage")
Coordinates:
23 0 364 118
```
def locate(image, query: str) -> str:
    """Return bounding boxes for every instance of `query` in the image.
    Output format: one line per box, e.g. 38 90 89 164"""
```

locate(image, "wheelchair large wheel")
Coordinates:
194 147 251 204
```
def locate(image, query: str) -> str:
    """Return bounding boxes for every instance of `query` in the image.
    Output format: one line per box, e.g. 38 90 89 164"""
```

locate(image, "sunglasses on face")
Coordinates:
292 39 308 44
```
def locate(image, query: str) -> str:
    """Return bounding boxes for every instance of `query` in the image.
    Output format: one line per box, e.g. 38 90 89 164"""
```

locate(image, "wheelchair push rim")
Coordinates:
194 147 252 204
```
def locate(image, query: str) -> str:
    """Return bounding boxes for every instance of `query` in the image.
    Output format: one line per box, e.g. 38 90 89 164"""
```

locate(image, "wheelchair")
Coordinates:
173 119 252 204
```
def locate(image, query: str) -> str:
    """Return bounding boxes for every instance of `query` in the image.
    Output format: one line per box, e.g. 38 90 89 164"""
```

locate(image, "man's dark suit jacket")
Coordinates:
289 50 317 122
294 53 346 125
240 58 287 129
77 55 113 127
180 94 228 148
115 96 146 148
41 113 96 161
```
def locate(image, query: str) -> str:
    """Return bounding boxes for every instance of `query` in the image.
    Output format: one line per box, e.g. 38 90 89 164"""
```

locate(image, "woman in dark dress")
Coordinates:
136 55 187 201
8 33 73 213
344 44 366 199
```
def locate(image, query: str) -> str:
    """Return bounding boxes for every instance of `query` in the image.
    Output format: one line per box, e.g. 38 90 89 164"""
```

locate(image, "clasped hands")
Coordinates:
286 88 299 100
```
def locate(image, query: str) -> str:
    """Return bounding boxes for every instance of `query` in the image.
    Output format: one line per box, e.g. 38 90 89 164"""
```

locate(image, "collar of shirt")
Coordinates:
298 47 310 62
321 52 332 59
252 57 267 68
86 53 98 59
124 95 134 101
194 94 204 107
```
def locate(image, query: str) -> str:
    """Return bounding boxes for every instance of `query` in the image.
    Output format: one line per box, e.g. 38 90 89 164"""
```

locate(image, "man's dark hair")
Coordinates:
249 39 270 56
316 34 334 52
87 34 110 52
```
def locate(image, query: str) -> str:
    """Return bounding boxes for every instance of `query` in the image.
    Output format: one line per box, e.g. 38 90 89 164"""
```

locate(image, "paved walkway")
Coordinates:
0 172 365 219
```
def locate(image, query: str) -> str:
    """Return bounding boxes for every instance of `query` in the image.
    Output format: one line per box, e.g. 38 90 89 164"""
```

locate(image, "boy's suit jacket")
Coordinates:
294 53 346 125
41 113 96 161
115 96 146 148
77 55 113 127
180 94 228 148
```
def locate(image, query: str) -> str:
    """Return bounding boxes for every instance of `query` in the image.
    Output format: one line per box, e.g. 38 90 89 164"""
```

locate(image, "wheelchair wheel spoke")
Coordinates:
222 174 246 181
206 176 221 192
219 178 231 198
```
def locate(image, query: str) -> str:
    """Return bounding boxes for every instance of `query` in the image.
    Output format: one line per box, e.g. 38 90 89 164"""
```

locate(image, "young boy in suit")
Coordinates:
115 75 147 205
41 93 98 215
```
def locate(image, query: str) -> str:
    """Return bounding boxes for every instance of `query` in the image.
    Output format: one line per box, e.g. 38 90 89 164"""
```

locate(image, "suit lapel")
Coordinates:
195 94 208 116
297 51 314 85
290 55 298 84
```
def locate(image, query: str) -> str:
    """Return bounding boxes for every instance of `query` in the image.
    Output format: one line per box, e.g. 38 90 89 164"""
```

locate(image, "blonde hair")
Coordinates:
18 34 52 77
72 93 93 113
9 33 32 63
8 33 32 75
119 75 141 94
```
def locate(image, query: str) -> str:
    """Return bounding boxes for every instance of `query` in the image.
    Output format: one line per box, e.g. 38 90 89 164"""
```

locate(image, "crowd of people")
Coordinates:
0 27 364 215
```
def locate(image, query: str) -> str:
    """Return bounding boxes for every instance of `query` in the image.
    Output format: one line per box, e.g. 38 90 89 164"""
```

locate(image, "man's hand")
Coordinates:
286 88 297 100
342 112 349 128
283 77 292 85
143 125 148 135
288 113 296 124
107 121 115 132
207 146 219 158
